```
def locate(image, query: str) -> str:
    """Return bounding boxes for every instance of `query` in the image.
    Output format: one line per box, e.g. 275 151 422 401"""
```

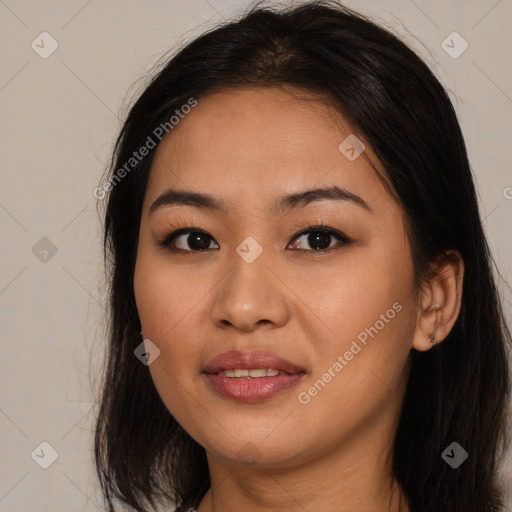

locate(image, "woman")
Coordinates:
94 2 511 511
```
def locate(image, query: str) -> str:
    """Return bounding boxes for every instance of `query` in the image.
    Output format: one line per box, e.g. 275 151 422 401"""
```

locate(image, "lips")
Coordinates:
202 350 305 375
202 350 306 402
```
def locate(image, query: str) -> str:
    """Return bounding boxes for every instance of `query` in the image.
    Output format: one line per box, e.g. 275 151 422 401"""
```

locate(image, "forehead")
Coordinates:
144 87 393 217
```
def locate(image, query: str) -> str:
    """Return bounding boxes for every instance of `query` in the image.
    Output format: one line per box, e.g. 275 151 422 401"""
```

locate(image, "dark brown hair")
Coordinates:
94 2 512 511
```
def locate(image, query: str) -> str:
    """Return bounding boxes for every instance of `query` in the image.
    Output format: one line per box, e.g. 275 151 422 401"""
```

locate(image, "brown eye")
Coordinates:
288 227 351 251
158 228 219 252
157 225 352 253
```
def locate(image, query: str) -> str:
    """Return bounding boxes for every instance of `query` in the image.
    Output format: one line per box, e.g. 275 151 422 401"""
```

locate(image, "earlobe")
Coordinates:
411 250 465 352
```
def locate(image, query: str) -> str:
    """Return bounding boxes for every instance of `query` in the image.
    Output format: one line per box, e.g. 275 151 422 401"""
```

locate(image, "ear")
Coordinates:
411 250 464 352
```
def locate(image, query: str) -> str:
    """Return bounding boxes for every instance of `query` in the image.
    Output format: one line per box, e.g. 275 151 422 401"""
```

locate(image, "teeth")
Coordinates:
217 368 283 378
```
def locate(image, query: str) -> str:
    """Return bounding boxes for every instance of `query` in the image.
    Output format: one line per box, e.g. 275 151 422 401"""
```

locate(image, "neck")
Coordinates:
197 424 409 512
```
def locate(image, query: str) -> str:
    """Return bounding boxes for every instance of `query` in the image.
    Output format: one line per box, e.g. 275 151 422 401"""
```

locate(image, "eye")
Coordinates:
156 224 352 253
288 225 351 252
157 228 219 252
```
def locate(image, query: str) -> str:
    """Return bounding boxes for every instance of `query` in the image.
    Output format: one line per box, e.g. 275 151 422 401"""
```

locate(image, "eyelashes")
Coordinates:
157 227 217 252
155 221 353 254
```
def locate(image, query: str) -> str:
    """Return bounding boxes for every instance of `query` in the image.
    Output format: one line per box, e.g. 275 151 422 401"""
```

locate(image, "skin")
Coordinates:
133 86 464 512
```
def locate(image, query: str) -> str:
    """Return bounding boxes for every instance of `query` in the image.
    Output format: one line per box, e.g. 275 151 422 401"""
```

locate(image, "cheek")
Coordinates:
134 248 199 338
294 278 415 439
300 238 416 407
134 254 207 431
133 249 203 385
311 243 413 349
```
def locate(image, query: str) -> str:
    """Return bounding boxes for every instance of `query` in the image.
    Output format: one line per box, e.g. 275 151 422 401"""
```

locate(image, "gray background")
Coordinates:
0 0 511 510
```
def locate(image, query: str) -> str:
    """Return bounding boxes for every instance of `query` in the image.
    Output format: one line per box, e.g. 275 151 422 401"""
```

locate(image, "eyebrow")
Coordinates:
149 185 371 216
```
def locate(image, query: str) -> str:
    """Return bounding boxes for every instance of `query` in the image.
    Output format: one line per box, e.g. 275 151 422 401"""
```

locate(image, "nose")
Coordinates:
209 256 291 333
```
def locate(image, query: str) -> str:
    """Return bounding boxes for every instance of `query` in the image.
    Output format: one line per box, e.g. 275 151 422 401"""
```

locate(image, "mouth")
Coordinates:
215 368 296 378
202 350 306 402
202 349 305 374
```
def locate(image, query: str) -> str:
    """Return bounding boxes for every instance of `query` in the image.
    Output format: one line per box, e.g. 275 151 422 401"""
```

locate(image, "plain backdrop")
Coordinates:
0 0 511 510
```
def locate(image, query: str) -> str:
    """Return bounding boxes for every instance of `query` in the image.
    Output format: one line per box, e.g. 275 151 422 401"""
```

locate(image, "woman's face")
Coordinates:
134 86 421 469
